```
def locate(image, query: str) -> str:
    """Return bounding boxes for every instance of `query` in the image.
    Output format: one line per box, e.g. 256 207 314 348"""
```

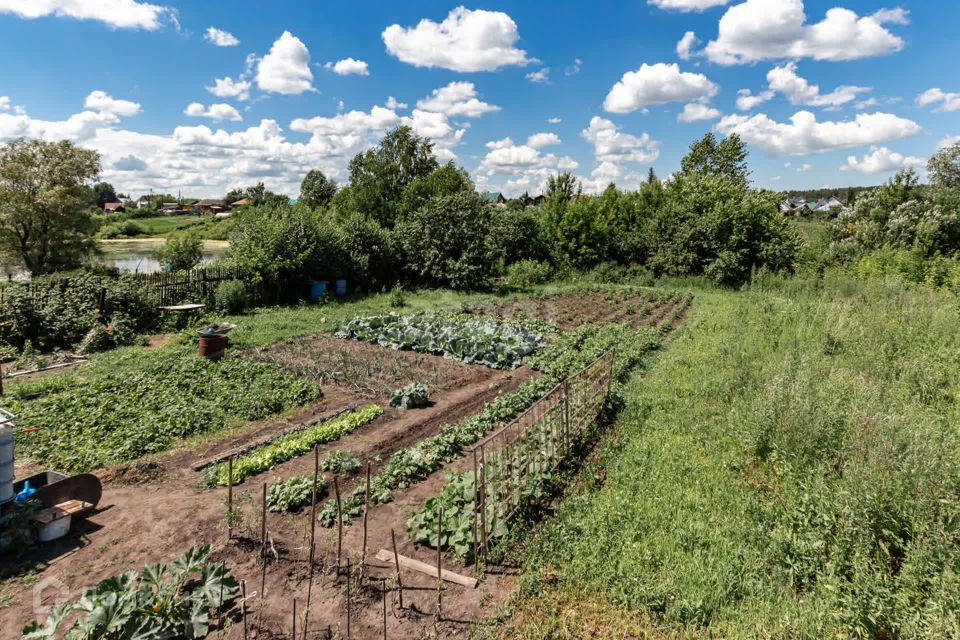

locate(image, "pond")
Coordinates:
96 239 229 274
0 239 230 279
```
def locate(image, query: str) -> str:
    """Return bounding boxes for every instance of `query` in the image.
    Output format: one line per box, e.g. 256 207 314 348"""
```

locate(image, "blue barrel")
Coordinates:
309 281 328 302
334 279 347 298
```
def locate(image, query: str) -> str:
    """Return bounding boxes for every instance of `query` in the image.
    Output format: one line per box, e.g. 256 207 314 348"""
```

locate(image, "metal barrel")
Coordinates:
0 424 14 504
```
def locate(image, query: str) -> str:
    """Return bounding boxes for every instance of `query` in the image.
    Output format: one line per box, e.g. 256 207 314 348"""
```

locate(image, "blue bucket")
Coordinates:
334 279 347 298
309 281 328 302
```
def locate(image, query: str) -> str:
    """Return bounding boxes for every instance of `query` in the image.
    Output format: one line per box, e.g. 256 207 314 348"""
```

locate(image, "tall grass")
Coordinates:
492 274 960 639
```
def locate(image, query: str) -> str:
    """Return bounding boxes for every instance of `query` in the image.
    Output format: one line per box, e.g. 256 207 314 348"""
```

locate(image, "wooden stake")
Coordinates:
479 448 488 560
334 477 343 574
390 529 403 609
472 449 479 571
362 463 371 575
227 457 234 541
259 483 267 634
291 599 297 640
346 558 352 639
304 445 319 640
240 580 248 640
436 504 443 622
382 578 388 640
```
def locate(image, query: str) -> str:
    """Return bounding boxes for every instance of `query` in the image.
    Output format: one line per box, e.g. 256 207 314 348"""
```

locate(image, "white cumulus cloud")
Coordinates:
843 146 926 174
415 82 499 118
604 63 718 114
204 27 238 46
716 110 922 156
736 89 775 111
581 117 660 192
476 136 578 197
526 68 550 84
184 102 242 122
676 31 699 60
649 0 730 12
705 0 908 65
678 102 722 122
917 88 960 113
84 90 141 117
206 77 251 102
526 132 561 149
324 58 370 76
766 62 870 108
0 0 175 30
382 7 531 72
257 31 314 95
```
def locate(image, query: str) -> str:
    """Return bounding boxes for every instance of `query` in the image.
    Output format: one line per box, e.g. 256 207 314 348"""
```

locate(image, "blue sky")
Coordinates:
0 0 957 197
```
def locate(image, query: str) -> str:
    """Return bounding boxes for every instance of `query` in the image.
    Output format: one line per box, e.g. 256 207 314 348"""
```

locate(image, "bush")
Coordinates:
214 279 251 314
154 233 203 271
99 220 146 239
396 192 499 290
0 272 157 352
585 262 654 286
504 259 553 289
388 283 407 308
228 204 350 302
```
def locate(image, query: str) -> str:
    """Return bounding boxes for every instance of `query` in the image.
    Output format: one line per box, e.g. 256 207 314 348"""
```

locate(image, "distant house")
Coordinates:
160 202 184 214
532 194 546 206
135 195 153 209
230 198 250 208
197 199 229 215
481 191 507 207
103 202 125 214
815 196 845 213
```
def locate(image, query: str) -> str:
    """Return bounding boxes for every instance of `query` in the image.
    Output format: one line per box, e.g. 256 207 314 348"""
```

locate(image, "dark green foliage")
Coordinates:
228 204 349 300
504 259 553 289
0 272 156 351
154 233 202 271
339 212 400 290
399 162 474 219
679 132 749 186
320 449 361 475
492 208 554 265
299 169 338 209
10 346 321 472
0 138 100 275
214 279 251 314
92 181 118 209
338 126 439 228
21 545 238 640
650 175 801 285
397 191 499 289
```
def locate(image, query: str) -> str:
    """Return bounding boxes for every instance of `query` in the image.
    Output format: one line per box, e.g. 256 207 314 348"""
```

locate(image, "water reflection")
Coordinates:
1 239 230 279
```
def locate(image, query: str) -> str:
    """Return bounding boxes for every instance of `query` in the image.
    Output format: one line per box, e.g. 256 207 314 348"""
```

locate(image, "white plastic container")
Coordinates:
0 424 13 504
37 515 71 542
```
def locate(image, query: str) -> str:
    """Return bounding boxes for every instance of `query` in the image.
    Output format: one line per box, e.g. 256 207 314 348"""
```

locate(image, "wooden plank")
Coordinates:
32 500 93 525
374 550 479 588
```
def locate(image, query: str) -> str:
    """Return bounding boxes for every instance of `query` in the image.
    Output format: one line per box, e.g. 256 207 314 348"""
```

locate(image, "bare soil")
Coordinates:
0 336 533 639
477 289 683 332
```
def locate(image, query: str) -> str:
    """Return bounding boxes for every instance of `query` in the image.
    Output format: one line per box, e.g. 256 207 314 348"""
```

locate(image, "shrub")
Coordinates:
388 283 407 308
0 272 157 352
214 279 251 315
396 192 499 290
505 260 553 289
154 233 203 271
99 219 146 239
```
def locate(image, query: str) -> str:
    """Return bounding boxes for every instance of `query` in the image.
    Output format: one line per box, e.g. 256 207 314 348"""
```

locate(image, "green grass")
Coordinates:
490 273 960 639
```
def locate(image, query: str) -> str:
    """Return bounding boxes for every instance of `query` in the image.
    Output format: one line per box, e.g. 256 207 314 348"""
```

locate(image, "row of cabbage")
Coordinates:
335 312 546 370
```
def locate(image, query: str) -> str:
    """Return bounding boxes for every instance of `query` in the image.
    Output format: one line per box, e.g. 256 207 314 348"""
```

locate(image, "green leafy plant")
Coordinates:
320 450 361 475
21 545 238 640
389 383 429 409
336 312 545 369
214 279 251 315
205 405 382 486
266 475 325 512
10 347 320 472
388 283 407 308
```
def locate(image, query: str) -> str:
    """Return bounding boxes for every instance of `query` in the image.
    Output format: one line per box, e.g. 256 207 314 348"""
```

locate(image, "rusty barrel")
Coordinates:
198 333 227 361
